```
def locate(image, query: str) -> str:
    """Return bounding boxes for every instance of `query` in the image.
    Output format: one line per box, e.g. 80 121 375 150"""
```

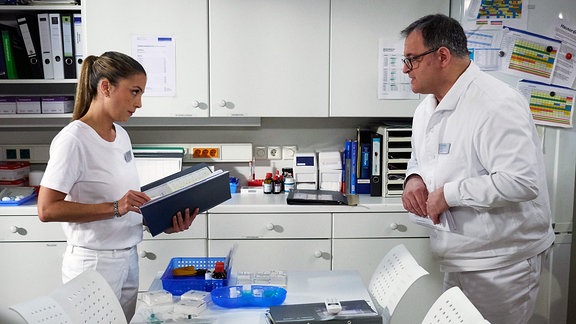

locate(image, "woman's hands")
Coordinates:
164 207 199 234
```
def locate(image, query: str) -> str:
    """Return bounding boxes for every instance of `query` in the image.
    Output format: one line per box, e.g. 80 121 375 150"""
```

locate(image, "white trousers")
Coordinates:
444 249 548 324
62 245 139 322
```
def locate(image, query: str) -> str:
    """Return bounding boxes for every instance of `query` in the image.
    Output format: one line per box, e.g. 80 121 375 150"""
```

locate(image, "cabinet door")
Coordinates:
138 239 207 291
210 239 331 272
330 0 449 117
0 242 66 307
82 0 209 117
332 238 443 324
209 0 329 117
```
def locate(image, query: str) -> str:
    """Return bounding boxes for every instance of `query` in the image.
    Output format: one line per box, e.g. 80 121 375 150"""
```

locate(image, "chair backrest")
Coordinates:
10 270 127 324
421 287 491 324
368 244 429 322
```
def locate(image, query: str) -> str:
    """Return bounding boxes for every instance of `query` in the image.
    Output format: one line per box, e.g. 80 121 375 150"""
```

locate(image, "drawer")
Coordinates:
0 215 65 241
209 213 331 239
333 212 429 238
143 213 207 240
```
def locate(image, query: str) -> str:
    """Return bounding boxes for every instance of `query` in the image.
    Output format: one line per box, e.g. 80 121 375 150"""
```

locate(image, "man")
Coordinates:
400 14 554 324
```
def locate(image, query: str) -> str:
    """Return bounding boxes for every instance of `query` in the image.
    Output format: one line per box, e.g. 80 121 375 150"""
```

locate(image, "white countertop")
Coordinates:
0 193 406 216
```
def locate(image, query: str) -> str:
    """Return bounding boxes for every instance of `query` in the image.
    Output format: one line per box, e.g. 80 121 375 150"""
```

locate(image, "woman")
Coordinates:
37 51 198 321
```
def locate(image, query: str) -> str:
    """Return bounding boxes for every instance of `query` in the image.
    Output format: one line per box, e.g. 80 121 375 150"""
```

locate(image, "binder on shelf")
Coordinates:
349 139 358 195
0 37 7 79
343 139 352 194
370 132 383 197
356 128 372 195
16 15 44 79
60 14 75 79
72 13 83 76
1 29 17 79
140 162 231 237
37 13 54 79
48 13 64 79
267 299 381 324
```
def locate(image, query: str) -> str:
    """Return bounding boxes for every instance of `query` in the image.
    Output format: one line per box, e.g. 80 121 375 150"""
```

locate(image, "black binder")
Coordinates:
267 299 382 324
140 163 231 236
370 132 383 197
16 15 44 79
60 14 76 79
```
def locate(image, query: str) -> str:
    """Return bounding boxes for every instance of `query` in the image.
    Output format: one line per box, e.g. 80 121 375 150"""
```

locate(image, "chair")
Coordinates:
421 287 490 324
9 270 127 324
368 244 429 323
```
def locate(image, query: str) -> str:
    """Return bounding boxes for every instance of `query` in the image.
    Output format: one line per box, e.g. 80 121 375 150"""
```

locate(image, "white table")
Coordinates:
131 270 379 324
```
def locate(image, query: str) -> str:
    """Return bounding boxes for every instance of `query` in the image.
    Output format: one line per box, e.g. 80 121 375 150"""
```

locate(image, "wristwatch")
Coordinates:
113 201 121 218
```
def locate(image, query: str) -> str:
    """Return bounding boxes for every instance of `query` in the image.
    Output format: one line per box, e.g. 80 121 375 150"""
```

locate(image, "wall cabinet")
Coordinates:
209 0 329 117
329 0 449 117
82 0 209 117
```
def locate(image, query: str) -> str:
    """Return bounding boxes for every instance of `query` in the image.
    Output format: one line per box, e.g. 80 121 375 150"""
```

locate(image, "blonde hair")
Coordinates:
73 51 146 120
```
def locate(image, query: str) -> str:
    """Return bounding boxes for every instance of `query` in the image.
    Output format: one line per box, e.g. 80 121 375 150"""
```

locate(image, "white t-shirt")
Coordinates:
41 120 143 250
407 62 555 272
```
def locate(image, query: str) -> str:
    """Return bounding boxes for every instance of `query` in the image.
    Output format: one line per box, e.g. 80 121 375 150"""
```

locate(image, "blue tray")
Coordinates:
211 285 287 308
0 187 37 206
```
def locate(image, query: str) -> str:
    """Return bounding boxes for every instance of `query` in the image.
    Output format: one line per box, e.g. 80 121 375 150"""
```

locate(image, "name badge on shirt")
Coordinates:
438 143 451 154
124 150 133 162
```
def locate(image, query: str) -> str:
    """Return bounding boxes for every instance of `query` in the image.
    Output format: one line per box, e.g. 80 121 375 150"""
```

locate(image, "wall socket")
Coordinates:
282 146 297 160
267 146 282 160
254 146 267 160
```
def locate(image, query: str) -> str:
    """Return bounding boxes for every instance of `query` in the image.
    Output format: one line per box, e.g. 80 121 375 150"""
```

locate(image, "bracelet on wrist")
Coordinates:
113 200 121 218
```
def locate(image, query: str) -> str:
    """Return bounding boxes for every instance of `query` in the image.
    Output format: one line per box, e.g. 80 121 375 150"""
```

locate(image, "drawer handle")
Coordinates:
191 100 200 108
314 250 323 258
219 100 228 107
389 223 399 230
139 251 149 258
10 225 19 233
266 223 275 231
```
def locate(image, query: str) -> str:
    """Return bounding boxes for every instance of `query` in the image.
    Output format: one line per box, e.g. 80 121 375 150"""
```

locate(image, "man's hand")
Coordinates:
427 187 449 225
402 175 428 217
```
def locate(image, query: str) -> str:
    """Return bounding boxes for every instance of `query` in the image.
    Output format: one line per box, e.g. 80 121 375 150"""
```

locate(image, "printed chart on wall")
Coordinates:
517 80 575 128
500 27 562 84
132 35 176 97
462 0 528 31
377 40 419 100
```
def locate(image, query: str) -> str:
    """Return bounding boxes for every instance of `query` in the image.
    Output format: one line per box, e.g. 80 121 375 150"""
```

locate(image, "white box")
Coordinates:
16 97 42 114
0 97 17 114
41 96 74 114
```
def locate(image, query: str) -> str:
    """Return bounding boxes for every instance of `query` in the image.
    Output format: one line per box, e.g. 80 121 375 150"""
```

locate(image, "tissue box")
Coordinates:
41 96 74 114
16 97 41 114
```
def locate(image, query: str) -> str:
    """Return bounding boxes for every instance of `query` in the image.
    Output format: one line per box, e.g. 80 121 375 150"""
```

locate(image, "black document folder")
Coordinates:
286 189 348 205
267 299 382 324
140 163 231 236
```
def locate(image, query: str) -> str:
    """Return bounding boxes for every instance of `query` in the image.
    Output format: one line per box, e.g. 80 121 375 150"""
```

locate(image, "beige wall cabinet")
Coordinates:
82 0 210 117
209 0 330 117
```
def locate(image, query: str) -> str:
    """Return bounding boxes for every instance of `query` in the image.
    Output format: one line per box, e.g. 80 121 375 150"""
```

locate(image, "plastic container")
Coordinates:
0 161 30 181
210 285 287 308
161 257 228 295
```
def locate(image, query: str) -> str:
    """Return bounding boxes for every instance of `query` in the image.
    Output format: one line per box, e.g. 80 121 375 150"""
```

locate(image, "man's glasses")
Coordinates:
402 48 438 71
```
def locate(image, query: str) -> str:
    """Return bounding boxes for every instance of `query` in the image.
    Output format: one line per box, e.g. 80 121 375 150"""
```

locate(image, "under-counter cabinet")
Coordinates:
138 213 208 291
0 214 66 307
329 0 449 117
208 213 332 271
82 0 209 117
332 212 443 324
209 0 330 117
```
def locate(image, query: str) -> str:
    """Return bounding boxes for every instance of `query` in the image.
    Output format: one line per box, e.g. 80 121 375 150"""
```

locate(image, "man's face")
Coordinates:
403 30 438 95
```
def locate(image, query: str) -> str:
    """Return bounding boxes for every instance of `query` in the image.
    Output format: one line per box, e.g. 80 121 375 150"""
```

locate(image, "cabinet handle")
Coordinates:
10 225 19 233
218 100 227 107
191 100 200 108
266 223 275 231
139 251 148 258
314 250 323 258
389 223 399 230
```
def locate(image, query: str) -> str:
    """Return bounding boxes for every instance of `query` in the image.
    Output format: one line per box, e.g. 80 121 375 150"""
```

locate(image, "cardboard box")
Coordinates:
16 97 42 114
41 96 75 114
0 97 17 114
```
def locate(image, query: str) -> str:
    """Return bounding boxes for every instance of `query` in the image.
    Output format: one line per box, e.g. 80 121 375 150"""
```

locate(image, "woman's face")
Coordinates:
106 73 147 122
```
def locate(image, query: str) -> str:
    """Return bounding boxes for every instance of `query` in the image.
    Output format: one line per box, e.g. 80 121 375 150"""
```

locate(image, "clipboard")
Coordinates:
140 163 231 236
286 189 348 205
